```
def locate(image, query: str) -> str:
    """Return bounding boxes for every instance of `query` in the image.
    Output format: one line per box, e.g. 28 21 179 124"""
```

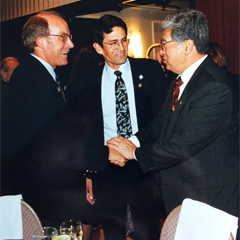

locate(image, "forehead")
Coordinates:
46 15 70 33
103 26 126 41
7 60 19 67
162 28 172 40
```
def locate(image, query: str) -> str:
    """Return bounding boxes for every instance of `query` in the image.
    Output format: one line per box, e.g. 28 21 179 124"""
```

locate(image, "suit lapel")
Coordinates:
166 57 211 136
128 57 146 126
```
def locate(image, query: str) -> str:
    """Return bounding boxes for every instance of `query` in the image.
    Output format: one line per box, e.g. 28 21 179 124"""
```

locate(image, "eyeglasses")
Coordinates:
102 38 130 50
160 39 175 49
48 33 72 43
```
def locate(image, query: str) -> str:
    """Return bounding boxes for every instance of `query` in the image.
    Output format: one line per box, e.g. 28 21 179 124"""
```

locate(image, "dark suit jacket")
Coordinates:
67 57 170 174
7 54 92 222
135 56 239 216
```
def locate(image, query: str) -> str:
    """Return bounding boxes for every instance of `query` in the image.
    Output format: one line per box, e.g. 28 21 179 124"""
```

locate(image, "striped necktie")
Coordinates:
172 76 183 112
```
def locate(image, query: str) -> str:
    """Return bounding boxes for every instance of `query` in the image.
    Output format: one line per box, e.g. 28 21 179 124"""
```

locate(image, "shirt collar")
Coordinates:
30 53 56 81
180 54 208 85
104 58 130 82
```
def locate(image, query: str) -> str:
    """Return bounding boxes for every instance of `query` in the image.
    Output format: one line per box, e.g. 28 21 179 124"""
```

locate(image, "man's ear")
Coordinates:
93 42 103 55
184 39 194 55
35 36 45 49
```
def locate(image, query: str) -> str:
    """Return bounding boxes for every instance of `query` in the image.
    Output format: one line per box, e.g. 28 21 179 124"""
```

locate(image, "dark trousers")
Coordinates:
91 163 163 240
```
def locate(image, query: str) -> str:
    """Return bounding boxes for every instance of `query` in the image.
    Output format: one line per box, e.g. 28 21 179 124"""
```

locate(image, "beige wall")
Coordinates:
1 0 80 22
77 2 190 59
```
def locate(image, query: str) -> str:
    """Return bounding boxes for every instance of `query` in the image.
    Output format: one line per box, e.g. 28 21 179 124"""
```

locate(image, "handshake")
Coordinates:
107 136 137 167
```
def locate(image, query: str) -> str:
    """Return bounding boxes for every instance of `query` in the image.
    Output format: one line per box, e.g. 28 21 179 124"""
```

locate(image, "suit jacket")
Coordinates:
7 54 91 222
67 57 170 175
135 56 239 216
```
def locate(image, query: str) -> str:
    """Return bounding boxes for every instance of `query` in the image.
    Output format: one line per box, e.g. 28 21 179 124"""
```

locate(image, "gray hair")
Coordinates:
22 10 63 53
161 9 209 54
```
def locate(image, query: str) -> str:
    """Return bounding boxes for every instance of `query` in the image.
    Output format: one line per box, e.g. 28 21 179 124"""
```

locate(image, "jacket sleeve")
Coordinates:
135 81 232 172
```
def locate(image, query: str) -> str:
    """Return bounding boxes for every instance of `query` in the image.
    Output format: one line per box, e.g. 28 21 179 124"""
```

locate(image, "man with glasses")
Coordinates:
67 14 169 240
5 10 92 228
108 9 239 223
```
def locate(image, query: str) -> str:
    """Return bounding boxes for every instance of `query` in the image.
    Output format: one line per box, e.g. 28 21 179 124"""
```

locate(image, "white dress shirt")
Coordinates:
101 59 138 145
178 54 208 99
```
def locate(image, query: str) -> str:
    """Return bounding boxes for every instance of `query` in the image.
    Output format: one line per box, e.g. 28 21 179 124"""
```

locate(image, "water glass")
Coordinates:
59 220 83 240
32 227 58 240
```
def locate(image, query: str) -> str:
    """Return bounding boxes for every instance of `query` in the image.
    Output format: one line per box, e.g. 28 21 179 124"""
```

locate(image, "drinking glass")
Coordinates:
32 227 58 240
59 219 83 240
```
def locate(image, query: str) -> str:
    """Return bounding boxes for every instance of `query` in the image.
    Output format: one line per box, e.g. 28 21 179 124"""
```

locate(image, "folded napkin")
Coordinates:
174 198 238 240
0 194 23 240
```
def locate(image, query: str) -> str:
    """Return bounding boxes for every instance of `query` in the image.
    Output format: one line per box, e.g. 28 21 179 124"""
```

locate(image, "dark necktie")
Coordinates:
56 75 66 103
114 70 134 236
172 76 183 112
114 70 132 138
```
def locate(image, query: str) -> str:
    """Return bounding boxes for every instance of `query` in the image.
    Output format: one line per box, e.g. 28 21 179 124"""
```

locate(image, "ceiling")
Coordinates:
52 0 192 19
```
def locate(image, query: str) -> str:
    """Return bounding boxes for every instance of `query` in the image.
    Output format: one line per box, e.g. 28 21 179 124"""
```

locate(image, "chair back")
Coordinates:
159 205 182 240
21 200 42 240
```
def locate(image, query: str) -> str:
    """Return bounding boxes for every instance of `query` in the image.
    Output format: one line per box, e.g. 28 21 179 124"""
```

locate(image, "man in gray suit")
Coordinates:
108 9 239 218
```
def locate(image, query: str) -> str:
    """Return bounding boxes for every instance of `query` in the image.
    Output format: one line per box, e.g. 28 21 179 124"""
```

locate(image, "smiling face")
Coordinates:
93 26 128 70
37 15 74 69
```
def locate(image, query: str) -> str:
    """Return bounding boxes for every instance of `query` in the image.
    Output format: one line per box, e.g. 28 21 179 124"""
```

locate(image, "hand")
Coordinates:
86 178 96 205
109 147 127 167
107 136 137 160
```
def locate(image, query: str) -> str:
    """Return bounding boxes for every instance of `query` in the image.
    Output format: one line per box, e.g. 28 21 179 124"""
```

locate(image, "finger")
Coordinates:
87 192 96 205
107 137 122 144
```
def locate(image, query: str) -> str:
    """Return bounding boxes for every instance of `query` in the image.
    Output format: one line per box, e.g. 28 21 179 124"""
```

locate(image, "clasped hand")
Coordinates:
107 136 137 167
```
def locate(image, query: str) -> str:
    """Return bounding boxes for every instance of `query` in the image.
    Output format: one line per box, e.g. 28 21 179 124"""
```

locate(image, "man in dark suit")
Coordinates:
108 9 239 219
5 10 95 228
1 57 20 195
67 15 169 240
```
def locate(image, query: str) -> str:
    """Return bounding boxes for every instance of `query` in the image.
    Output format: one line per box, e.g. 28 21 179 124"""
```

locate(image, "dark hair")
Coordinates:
69 45 104 82
162 9 209 54
22 10 63 53
92 14 127 47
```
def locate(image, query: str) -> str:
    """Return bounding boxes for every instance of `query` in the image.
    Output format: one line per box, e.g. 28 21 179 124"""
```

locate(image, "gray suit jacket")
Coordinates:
135 56 239 216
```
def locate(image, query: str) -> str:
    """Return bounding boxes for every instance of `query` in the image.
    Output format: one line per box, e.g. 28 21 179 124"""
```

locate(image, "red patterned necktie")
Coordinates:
172 76 183 112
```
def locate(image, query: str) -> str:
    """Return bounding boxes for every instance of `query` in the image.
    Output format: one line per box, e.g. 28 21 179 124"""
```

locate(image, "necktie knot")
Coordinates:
176 76 183 86
114 70 122 79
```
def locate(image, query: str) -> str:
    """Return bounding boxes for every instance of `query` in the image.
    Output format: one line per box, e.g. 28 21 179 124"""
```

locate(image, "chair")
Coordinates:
21 200 43 240
159 205 182 240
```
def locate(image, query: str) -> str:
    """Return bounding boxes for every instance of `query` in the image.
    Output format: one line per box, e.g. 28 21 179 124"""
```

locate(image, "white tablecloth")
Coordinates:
0 195 23 240
175 198 238 240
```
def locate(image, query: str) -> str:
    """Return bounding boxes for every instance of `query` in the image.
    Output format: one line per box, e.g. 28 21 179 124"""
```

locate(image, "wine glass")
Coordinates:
59 219 83 240
32 227 58 240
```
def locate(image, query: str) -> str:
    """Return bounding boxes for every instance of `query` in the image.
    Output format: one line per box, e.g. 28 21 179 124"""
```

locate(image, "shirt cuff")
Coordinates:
128 136 140 147
128 136 140 160
133 149 137 160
